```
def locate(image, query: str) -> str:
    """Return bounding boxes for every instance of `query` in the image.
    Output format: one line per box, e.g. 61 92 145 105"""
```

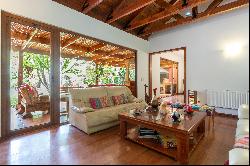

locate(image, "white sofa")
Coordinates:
69 86 147 134
229 104 249 165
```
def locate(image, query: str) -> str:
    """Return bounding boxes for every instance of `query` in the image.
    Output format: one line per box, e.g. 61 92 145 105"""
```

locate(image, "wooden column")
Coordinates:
17 51 23 104
50 30 60 125
125 59 130 86
95 63 99 85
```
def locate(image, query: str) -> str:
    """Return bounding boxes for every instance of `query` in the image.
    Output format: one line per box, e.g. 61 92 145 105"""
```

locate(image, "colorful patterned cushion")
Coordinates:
19 84 38 105
234 135 249 149
89 96 110 109
99 96 110 108
112 94 128 105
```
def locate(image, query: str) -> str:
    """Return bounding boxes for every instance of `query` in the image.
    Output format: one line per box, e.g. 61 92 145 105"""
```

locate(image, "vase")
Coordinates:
151 88 158 109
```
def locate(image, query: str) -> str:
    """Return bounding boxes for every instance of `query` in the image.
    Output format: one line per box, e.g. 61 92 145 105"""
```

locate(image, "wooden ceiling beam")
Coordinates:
106 0 156 24
123 7 145 29
169 0 180 5
88 43 106 52
94 50 134 59
140 0 249 36
126 0 209 31
21 29 38 50
61 37 80 48
11 30 49 46
173 14 184 20
82 0 105 14
204 0 224 14
12 45 93 61
192 6 198 18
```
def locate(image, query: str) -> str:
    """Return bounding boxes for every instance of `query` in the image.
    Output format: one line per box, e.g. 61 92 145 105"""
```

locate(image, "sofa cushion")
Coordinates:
71 106 95 114
84 102 147 127
238 104 249 119
236 120 249 137
105 86 132 105
112 94 129 105
89 96 110 109
234 135 249 149
69 87 108 108
229 148 249 165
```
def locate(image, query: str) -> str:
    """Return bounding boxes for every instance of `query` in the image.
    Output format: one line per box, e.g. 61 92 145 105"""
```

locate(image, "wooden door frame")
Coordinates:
1 11 61 138
1 10 139 138
58 28 138 97
149 47 187 103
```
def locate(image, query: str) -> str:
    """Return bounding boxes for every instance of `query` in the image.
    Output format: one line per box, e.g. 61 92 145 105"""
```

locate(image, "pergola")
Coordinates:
10 22 136 92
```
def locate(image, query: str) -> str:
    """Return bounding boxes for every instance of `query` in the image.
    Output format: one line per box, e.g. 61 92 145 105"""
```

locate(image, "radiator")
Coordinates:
206 90 249 109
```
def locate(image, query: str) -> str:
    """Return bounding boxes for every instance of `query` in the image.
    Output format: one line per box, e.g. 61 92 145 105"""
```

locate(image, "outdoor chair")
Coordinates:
17 84 50 119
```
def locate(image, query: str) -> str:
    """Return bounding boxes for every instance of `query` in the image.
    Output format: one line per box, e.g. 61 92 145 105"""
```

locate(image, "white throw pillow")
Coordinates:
238 104 249 119
71 106 95 114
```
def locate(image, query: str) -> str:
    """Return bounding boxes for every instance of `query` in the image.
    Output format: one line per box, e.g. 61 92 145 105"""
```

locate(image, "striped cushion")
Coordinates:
89 96 109 109
112 94 129 105
234 135 249 149
99 96 109 108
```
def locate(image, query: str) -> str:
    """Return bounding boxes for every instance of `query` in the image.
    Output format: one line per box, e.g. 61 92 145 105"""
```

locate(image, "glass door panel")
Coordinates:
10 21 51 131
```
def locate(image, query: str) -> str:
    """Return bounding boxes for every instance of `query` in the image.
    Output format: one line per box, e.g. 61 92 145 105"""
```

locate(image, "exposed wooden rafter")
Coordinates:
88 43 106 52
126 0 209 31
106 0 156 23
204 0 224 14
140 0 249 37
192 6 198 19
61 37 80 48
169 0 180 5
82 0 105 14
21 29 38 50
52 0 249 39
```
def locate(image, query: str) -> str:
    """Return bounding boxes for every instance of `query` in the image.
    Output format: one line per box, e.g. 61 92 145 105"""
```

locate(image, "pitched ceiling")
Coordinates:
52 0 249 40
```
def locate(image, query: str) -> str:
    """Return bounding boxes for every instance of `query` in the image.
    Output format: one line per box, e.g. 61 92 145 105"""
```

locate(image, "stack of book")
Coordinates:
138 127 159 139
157 135 177 149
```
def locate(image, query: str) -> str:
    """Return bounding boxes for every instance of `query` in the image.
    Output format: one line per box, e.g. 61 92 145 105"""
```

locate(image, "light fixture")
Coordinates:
223 42 242 58
185 12 192 17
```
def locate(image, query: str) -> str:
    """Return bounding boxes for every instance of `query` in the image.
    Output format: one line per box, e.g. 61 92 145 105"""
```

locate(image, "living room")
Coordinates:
0 0 249 165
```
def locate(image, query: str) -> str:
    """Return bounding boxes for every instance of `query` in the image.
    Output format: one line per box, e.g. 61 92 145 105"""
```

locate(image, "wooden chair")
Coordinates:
17 84 50 119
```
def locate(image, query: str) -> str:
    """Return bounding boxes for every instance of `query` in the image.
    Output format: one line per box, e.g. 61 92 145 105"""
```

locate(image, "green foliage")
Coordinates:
129 69 136 81
23 52 50 92
10 52 136 92
98 66 126 85
10 97 18 108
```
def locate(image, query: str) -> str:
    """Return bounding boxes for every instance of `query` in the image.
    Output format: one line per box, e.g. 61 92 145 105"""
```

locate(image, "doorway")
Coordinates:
1 12 60 137
149 47 186 103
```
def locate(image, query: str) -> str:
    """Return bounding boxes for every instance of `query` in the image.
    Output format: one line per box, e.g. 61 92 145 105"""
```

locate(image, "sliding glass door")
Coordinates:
1 11 136 137
10 21 52 131
1 12 60 136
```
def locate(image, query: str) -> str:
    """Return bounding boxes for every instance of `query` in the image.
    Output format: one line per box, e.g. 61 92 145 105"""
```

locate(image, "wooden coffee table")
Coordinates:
119 110 207 164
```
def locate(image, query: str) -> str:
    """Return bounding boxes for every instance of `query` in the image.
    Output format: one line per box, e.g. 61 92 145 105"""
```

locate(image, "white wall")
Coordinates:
0 0 150 137
149 7 249 103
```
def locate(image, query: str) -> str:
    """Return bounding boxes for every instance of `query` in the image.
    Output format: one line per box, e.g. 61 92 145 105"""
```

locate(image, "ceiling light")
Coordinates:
185 12 192 17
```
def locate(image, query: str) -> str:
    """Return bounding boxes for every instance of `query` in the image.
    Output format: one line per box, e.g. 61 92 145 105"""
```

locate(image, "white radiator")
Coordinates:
206 90 249 109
